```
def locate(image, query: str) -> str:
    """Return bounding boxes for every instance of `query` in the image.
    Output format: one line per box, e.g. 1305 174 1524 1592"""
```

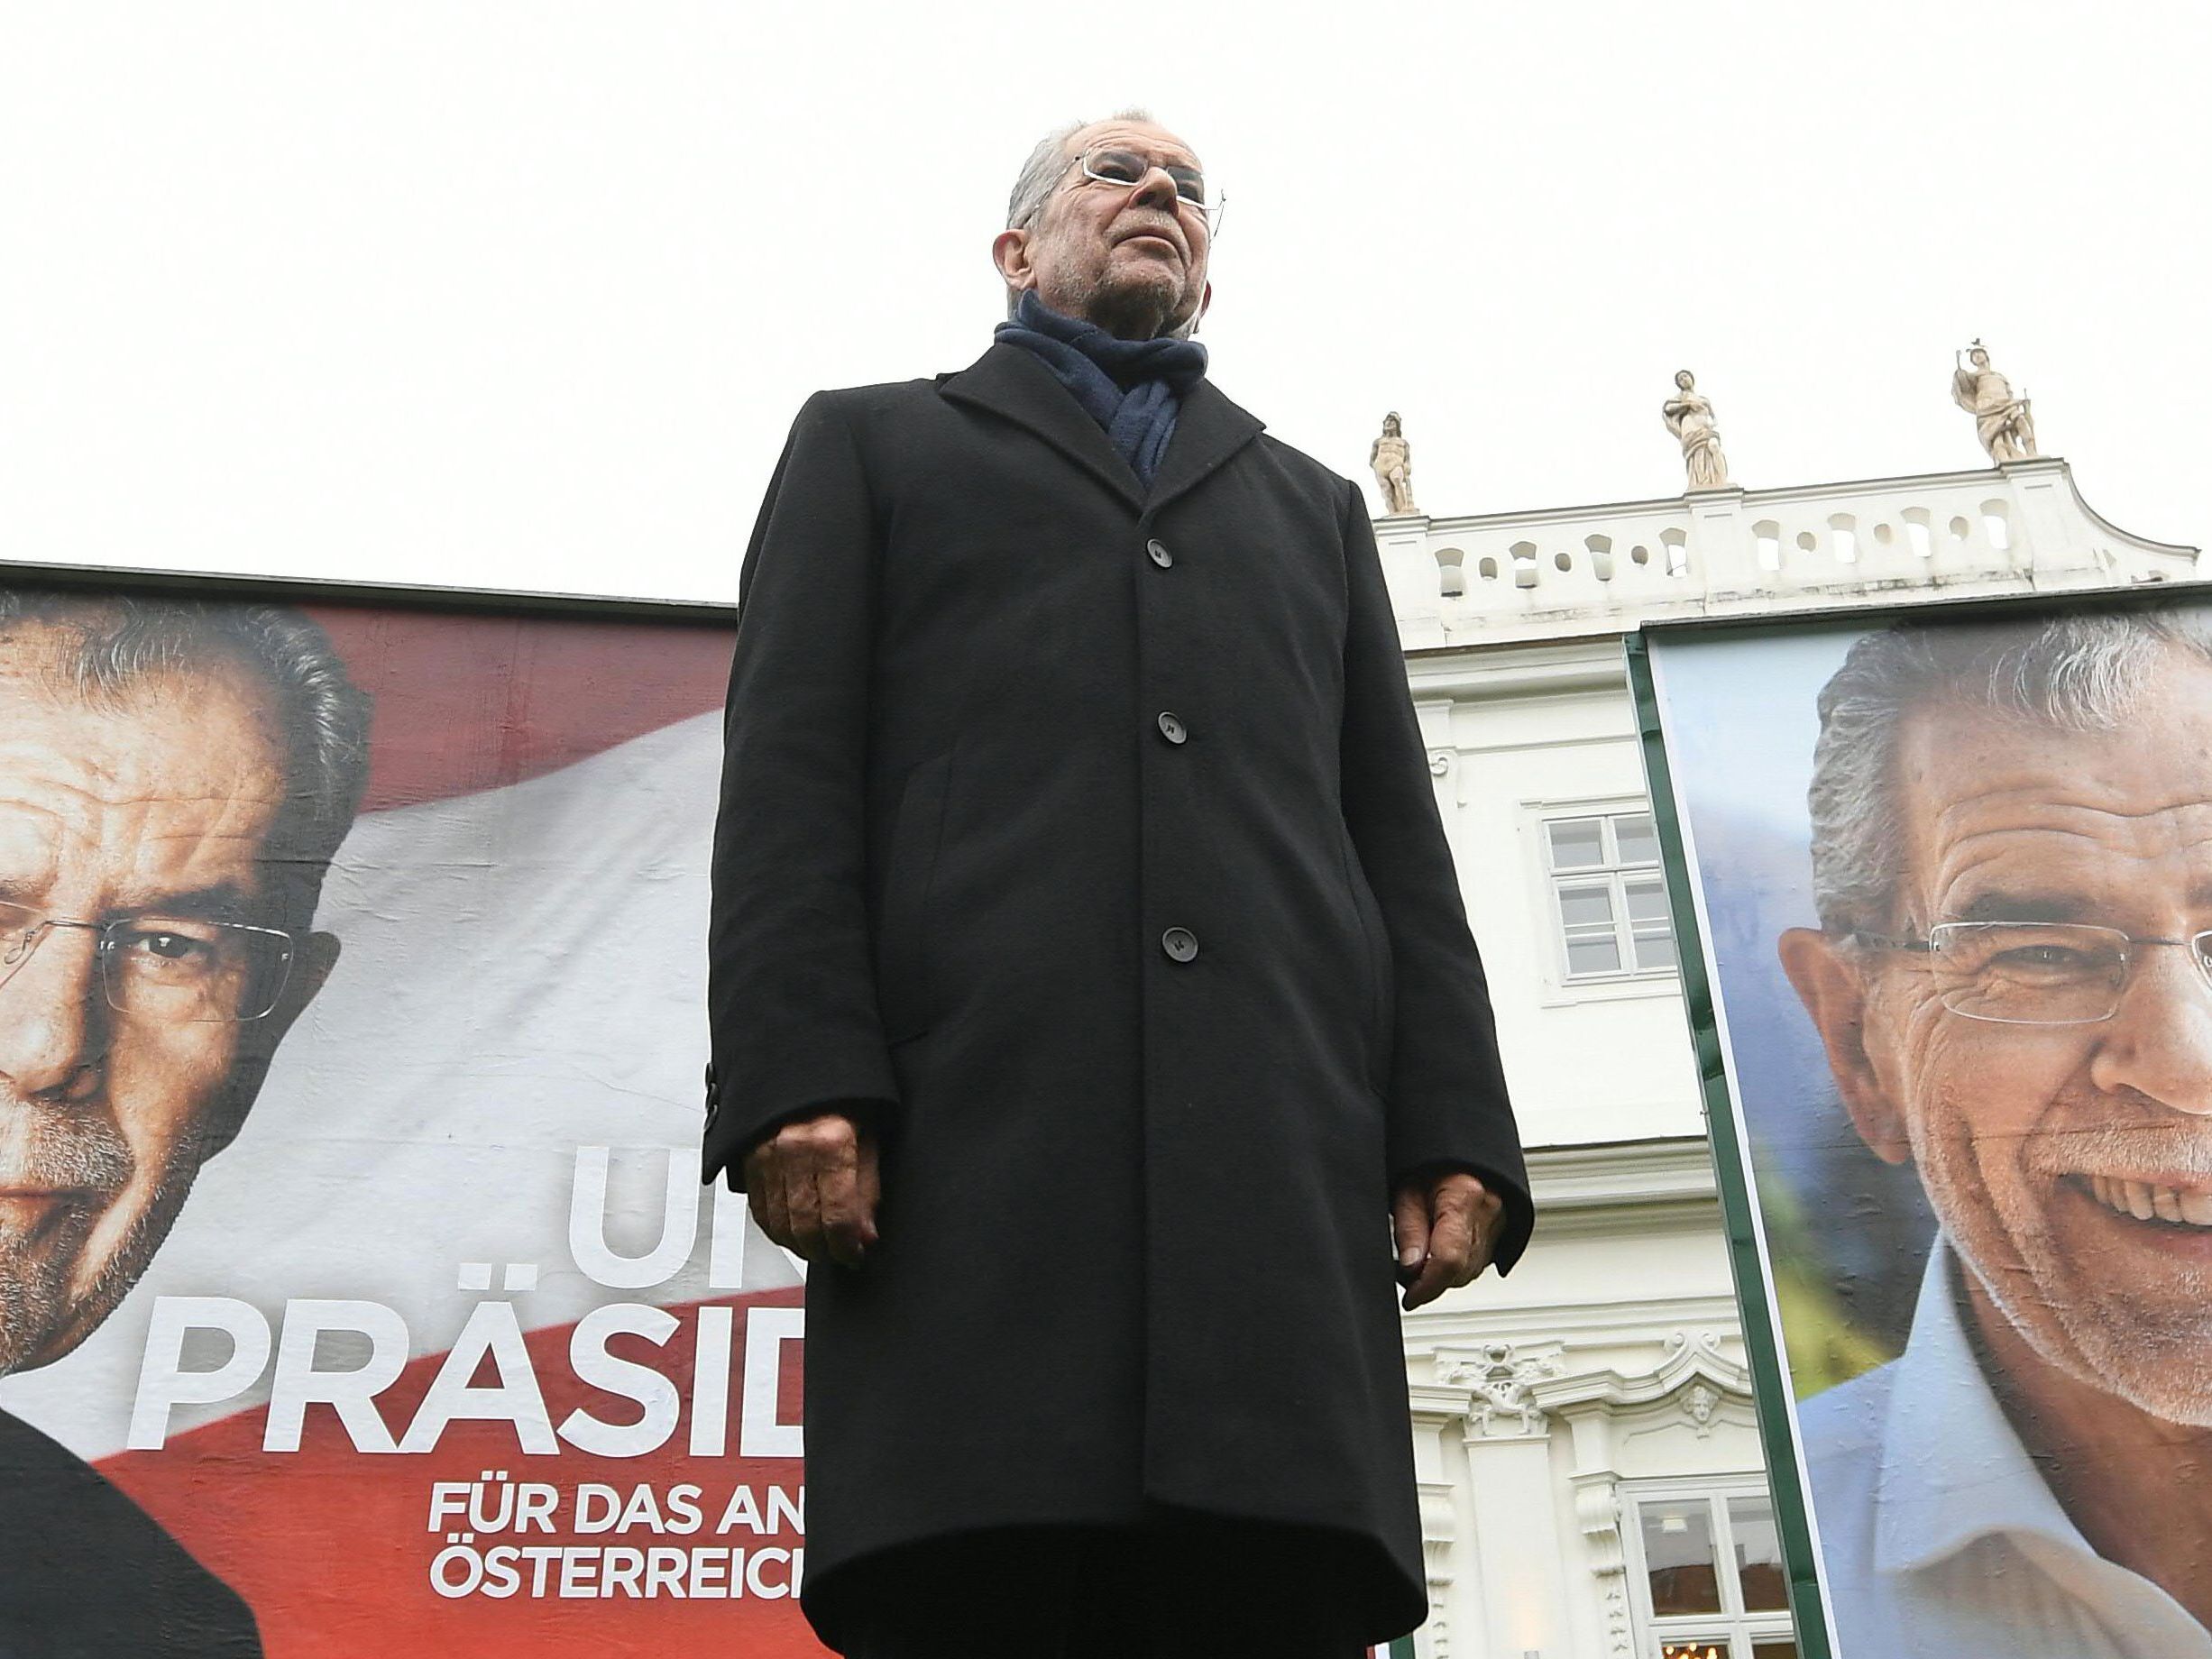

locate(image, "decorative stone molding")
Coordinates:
1683 1380 1720 1438
1417 1478 1457 1659
1380 457 2199 650
1528 1328 1751 1420
1415 1309 1761 1659
1403 1389 1469 1659
1436 1339 1565 1438
1572 1464 1636 1657
1516 1332 1757 1659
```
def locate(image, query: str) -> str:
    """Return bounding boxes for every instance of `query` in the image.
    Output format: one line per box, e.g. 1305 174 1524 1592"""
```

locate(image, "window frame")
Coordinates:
1527 797 1680 998
1619 1478 1798 1659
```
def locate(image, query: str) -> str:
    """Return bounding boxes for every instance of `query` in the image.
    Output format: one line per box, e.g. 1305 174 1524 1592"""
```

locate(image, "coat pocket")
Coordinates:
1340 830 1397 1096
876 745 954 1044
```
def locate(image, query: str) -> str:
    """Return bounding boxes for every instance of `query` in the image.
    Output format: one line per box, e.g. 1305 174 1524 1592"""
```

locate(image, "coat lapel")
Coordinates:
1144 378 1265 516
940 344 1268 518
939 344 1144 511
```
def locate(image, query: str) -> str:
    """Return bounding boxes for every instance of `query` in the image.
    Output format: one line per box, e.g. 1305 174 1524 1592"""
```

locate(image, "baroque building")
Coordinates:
1373 456 2199 1659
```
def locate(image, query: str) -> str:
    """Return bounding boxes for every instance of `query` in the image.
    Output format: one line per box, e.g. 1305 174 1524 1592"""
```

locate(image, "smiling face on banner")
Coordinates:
1785 644 2212 1425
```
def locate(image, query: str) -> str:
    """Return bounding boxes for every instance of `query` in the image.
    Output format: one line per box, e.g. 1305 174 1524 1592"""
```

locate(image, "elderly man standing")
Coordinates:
705 111 1531 1657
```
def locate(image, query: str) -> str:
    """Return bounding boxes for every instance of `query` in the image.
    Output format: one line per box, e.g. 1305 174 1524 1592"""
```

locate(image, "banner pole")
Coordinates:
1625 628 1837 1659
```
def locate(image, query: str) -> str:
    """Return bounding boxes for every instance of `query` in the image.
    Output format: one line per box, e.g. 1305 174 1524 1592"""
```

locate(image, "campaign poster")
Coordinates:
1638 591 2212 1657
0 573 826 1654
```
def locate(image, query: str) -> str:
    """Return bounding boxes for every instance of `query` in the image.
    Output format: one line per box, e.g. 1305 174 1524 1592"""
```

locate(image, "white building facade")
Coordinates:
1380 458 2199 1659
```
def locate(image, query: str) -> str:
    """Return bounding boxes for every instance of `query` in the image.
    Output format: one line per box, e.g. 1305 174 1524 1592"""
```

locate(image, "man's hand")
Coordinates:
741 1108 881 1269
1391 1166 1505 1312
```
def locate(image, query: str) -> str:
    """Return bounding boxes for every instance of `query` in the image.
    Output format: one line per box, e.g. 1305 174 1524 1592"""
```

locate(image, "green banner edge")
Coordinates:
1624 627 1836 1659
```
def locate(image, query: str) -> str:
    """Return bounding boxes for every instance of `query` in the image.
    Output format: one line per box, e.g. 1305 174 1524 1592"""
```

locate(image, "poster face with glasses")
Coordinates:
1643 594 2212 1658
0 577 836 1655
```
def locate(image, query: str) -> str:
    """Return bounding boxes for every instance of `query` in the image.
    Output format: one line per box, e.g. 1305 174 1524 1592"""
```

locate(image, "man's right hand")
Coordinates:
741 1108 881 1269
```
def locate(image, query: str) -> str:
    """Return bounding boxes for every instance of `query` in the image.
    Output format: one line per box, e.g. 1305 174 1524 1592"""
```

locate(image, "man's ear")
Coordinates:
202 930 341 1158
1169 280 1212 343
991 228 1034 295
270 930 341 1036
1777 926 1912 1165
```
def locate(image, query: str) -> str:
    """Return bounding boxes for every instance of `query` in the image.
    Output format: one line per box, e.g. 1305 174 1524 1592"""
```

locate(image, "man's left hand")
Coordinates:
1391 1167 1505 1312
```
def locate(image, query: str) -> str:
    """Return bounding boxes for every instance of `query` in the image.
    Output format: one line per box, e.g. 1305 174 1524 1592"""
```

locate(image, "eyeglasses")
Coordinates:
1068 148 1225 233
0 899 297 1023
1849 921 2212 1026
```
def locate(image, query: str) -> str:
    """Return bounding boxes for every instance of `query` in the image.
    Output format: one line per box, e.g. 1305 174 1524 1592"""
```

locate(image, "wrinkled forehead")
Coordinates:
1064 118 1202 171
1894 672 2212 908
0 643 290 828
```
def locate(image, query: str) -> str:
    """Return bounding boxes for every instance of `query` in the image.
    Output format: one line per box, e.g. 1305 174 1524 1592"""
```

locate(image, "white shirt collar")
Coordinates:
1872 1235 2091 1575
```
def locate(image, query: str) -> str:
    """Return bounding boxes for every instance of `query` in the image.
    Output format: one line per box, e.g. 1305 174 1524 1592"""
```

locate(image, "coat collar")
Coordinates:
939 342 1265 516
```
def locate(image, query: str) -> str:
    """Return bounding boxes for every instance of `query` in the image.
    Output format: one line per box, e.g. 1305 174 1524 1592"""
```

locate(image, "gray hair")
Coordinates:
1806 605 2212 932
0 590 372 924
1002 106 1164 319
1006 107 1162 230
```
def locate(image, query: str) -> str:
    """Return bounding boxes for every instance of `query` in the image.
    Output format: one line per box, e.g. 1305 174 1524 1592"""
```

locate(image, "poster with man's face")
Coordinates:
1642 595 2212 1658
0 580 823 1655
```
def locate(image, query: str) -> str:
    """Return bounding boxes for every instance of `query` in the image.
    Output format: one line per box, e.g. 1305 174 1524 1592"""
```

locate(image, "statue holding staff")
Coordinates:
1951 339 2038 463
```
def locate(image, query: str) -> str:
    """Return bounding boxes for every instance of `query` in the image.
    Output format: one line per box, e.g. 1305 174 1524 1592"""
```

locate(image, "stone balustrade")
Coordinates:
1372 457 2201 649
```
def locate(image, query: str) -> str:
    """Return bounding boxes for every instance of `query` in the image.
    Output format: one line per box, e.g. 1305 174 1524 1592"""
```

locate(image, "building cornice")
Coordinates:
1373 457 2201 650
1519 1137 1719 1238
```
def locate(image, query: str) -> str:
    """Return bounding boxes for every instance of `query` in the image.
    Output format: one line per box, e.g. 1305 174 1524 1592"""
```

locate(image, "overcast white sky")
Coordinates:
3 1 2206 603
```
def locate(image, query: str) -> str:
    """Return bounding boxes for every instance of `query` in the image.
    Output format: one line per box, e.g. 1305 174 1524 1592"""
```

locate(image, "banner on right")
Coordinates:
1638 590 2212 1658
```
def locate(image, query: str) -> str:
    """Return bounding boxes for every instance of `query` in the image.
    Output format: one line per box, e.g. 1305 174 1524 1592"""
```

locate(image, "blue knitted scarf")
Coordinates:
992 291 1208 487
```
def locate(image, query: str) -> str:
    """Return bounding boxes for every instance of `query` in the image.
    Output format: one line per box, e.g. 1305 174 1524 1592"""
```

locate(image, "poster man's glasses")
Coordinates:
1064 149 1226 234
1849 921 2212 1025
0 900 296 1022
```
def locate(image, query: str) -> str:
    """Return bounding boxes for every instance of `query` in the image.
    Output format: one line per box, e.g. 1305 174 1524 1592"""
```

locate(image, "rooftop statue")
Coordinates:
1370 412 1418 516
1951 340 2038 463
1662 370 1731 491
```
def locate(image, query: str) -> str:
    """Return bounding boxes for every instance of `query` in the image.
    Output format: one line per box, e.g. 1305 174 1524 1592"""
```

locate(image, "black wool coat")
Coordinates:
705 343 1532 1645
0 1409 262 1656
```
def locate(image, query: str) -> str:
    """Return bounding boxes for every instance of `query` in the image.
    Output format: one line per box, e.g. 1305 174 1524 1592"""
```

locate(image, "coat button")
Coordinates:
1156 710 1188 744
1161 926 1198 962
1146 538 1173 568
